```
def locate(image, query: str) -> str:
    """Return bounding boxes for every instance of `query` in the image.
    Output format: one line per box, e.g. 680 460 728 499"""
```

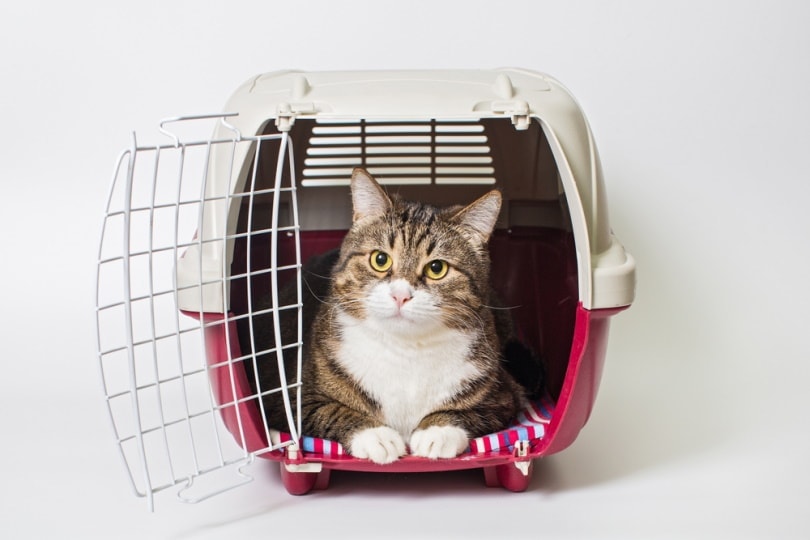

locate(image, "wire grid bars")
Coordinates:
95 114 302 509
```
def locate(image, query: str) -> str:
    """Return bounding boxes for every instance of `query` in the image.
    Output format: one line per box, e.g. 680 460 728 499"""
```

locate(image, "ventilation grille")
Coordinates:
302 119 495 186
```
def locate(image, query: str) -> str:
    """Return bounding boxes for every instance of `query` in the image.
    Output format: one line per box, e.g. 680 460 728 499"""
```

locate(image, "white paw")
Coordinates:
269 429 282 447
348 426 407 464
409 425 469 459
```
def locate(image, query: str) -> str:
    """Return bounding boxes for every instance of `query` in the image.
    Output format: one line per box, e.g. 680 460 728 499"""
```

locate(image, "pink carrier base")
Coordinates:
186 302 624 495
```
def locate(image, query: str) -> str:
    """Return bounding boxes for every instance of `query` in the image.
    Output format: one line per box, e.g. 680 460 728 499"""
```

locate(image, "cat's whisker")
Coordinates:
441 305 488 335
304 271 336 281
301 276 336 307
483 304 521 311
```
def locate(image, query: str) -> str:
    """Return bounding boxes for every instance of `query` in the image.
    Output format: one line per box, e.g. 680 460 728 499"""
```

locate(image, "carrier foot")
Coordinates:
483 441 534 492
483 461 533 492
280 464 331 495
280 445 330 495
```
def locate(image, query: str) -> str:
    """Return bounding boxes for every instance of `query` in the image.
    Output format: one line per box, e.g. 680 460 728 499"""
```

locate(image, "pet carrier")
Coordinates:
95 68 635 508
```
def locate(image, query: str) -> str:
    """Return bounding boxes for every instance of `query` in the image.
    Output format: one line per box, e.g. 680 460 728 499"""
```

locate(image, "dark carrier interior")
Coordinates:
229 117 579 414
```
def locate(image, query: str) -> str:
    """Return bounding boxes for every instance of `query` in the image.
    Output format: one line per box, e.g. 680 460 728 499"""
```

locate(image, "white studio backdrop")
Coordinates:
1 1 808 538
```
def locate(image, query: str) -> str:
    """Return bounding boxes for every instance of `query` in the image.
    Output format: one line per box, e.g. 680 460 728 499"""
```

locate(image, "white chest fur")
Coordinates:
335 312 481 439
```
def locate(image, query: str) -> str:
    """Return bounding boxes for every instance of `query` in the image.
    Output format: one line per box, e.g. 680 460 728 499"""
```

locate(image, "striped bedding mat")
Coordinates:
273 395 554 458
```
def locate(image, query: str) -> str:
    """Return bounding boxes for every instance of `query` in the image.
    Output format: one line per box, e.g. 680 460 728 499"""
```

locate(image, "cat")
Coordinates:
242 168 544 464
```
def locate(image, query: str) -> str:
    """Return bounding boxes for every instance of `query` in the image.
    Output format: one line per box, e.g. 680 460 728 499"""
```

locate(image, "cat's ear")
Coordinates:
351 168 392 222
452 190 502 244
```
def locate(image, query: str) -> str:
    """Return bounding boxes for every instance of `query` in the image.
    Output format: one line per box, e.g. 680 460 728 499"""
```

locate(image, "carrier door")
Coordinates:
95 115 302 509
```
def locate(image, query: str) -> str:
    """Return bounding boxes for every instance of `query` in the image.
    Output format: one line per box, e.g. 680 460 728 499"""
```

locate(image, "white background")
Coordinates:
2 1 809 538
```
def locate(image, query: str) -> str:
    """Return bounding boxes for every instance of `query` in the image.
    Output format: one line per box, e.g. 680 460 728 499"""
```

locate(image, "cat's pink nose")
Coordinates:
392 290 411 308
389 280 413 311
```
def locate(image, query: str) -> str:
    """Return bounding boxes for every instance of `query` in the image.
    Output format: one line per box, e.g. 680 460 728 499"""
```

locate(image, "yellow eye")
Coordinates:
424 260 449 280
370 250 393 272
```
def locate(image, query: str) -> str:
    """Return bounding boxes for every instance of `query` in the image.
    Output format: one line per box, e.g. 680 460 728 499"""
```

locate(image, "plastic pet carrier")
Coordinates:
95 69 635 509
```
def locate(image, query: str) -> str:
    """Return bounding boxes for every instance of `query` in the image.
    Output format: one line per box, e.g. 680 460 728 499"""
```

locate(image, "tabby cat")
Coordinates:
243 168 543 464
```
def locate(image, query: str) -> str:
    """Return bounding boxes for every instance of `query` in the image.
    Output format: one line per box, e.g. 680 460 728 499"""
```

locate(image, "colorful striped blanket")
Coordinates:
273 395 554 458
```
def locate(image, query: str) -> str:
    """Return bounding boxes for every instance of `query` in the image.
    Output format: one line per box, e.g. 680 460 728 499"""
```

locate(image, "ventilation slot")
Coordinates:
302 120 495 186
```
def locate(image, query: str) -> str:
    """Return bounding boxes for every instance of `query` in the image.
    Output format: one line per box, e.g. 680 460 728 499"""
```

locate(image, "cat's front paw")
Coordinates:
409 425 469 459
348 426 407 464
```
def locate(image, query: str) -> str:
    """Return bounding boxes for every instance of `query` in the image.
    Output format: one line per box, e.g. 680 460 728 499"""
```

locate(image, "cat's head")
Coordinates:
331 168 501 336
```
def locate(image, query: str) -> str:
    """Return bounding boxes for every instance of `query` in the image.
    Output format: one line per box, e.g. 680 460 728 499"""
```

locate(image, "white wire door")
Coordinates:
95 114 302 510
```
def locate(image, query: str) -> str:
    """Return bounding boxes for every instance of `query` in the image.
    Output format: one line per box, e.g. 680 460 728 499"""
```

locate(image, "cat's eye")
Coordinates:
370 250 393 272
424 259 449 280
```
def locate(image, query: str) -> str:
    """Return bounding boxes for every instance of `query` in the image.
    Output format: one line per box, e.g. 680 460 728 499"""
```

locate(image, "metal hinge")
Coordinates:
276 101 316 132
283 444 324 473
491 100 531 131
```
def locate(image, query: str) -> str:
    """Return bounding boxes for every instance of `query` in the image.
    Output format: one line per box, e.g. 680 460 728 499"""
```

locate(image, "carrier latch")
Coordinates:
491 100 531 131
276 101 316 132
513 439 531 476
